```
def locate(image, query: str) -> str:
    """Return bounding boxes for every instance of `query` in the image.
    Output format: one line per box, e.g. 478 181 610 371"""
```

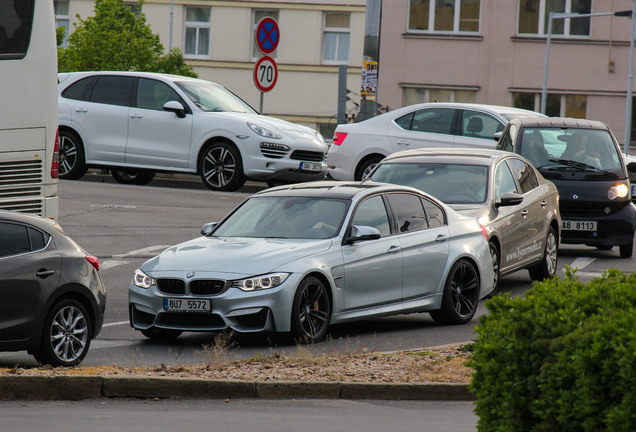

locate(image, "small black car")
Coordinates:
497 117 636 258
0 211 106 366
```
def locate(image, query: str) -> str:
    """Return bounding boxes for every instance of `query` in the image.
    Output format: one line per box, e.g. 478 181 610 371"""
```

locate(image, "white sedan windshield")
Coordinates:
175 81 257 114
212 196 350 239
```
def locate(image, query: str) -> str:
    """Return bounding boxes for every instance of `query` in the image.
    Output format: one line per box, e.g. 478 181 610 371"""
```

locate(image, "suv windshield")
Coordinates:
175 81 257 114
519 127 623 177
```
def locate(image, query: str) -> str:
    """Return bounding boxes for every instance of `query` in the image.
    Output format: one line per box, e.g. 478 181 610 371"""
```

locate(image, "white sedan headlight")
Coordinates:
133 269 156 289
232 273 289 291
248 122 282 139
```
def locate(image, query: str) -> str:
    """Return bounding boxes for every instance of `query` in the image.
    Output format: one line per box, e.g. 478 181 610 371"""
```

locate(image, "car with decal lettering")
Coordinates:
367 148 561 295
496 117 636 258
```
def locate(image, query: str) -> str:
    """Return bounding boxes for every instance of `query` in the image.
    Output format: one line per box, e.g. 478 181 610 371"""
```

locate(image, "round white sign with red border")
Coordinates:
253 56 278 93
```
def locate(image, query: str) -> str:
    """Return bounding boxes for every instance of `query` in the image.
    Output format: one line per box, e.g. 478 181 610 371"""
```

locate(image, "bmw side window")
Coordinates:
507 158 539 193
462 111 504 140
387 193 428 233
351 195 391 237
0 222 30 258
421 198 446 228
89 76 135 107
136 79 183 111
494 162 518 201
61 77 96 101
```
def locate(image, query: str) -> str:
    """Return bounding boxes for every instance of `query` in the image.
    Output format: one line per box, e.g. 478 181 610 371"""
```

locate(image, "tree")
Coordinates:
58 0 196 77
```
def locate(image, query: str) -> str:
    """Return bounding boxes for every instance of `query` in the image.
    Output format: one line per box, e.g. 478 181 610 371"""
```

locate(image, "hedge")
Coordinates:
470 268 636 431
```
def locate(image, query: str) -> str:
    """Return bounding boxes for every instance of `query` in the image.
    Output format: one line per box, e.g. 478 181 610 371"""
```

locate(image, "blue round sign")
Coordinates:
256 17 280 54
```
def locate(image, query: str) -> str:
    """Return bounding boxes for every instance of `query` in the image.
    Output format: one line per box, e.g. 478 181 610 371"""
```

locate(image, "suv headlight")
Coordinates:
608 182 629 200
248 122 282 139
232 273 289 291
133 269 156 289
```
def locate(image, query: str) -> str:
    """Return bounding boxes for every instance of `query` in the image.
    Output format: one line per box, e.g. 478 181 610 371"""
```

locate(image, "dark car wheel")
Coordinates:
430 259 480 325
140 328 183 341
528 227 558 281
58 130 88 180
620 240 633 258
111 169 156 185
33 299 92 367
488 242 500 297
199 142 246 191
355 156 384 181
291 276 331 343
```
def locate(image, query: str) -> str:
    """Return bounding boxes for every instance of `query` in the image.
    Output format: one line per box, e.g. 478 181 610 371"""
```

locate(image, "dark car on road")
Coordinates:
0 211 106 366
496 117 636 258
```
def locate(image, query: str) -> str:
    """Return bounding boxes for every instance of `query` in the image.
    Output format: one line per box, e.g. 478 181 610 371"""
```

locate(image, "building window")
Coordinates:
517 0 591 36
408 0 481 33
54 0 70 47
512 92 587 117
323 12 350 64
184 6 210 58
252 10 279 59
403 87 476 106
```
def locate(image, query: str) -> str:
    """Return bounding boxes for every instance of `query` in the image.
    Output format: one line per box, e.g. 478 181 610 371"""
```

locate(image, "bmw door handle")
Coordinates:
435 234 448 243
35 269 55 279
130 114 143 119
387 245 401 254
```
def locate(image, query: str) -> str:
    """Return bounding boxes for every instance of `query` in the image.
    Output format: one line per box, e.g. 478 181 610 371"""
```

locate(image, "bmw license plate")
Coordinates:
163 298 211 313
562 220 597 231
299 161 323 172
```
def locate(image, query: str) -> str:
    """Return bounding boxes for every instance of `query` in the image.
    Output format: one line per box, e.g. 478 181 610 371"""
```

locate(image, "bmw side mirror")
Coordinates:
496 192 524 208
201 222 218 236
163 101 187 118
345 225 381 245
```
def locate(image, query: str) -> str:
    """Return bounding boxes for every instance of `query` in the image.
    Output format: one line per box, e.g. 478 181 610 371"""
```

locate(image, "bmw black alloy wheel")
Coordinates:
292 276 331 342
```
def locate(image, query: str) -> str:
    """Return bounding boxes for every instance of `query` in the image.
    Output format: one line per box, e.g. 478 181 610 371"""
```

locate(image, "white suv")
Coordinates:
327 102 545 181
57 71 327 191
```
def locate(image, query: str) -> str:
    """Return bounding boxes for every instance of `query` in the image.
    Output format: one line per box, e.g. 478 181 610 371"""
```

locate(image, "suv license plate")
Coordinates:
299 162 323 172
562 220 597 231
163 298 211 313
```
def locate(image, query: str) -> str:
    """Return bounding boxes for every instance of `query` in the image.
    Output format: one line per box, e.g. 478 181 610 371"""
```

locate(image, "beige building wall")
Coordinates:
60 0 367 136
378 0 636 146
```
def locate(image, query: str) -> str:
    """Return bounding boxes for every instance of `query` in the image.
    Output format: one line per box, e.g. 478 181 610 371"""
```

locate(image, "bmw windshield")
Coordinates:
175 81 257 114
211 196 350 239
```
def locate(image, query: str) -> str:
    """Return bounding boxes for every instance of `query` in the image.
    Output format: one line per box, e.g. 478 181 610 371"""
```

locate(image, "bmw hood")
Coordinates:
141 236 333 277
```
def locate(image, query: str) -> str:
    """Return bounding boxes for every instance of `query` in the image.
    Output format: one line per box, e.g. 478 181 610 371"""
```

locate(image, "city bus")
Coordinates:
0 0 59 220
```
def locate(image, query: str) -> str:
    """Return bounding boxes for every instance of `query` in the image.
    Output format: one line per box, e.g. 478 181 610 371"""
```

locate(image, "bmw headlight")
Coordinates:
248 122 282 139
133 269 156 289
232 273 289 291
608 182 629 200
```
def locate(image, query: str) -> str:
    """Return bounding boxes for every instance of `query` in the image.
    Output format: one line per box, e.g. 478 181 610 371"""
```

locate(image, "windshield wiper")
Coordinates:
542 158 615 177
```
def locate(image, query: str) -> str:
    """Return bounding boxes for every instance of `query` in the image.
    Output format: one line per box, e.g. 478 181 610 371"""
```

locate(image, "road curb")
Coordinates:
0 376 473 401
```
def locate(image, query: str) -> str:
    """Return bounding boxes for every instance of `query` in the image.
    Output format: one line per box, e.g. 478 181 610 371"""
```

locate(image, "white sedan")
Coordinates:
327 102 544 181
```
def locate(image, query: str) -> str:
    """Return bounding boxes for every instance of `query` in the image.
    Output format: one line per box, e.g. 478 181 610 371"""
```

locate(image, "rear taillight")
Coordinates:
51 128 59 179
332 132 348 146
86 255 100 271
480 225 489 241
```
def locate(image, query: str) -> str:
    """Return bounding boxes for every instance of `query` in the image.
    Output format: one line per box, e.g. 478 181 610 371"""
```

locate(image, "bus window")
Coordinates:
0 0 34 58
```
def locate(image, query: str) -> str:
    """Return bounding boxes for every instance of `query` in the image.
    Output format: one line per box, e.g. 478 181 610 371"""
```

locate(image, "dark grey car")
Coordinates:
368 148 561 294
0 211 106 366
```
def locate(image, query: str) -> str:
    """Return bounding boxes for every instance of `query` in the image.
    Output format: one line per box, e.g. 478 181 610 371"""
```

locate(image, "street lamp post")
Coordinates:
541 9 634 153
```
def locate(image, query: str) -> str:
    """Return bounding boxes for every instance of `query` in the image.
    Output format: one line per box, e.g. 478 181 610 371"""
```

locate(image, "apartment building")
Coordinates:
379 0 636 146
54 0 367 136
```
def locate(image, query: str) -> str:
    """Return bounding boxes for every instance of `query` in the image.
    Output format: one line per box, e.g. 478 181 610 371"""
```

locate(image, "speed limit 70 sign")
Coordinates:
253 55 278 93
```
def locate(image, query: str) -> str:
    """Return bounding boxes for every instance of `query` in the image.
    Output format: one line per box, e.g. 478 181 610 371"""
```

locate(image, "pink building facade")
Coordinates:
377 0 636 147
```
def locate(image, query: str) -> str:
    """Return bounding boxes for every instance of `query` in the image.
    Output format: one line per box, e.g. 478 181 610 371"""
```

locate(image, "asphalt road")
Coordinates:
0 173 632 368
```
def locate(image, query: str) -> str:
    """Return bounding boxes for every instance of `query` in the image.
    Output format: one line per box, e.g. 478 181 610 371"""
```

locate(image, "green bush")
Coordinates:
470 268 636 431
